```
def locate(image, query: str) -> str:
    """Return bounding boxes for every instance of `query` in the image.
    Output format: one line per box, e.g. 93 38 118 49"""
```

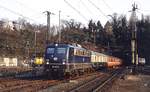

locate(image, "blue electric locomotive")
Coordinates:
44 43 92 78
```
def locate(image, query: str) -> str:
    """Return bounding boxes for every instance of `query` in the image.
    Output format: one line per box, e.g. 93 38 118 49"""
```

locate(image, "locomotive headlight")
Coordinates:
46 62 49 64
62 59 66 64
62 62 65 65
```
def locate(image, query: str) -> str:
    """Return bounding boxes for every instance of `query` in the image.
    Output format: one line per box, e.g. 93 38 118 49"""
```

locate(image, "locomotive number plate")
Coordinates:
52 65 60 68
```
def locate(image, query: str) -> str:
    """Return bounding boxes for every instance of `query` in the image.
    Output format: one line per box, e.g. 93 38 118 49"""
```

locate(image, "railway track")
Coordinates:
0 68 61 92
38 71 106 92
132 66 150 75
0 68 127 92
67 68 125 92
0 71 105 92
0 78 61 92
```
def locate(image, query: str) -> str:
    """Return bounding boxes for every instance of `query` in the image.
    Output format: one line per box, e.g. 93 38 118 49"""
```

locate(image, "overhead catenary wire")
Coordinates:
64 0 88 22
138 9 150 13
88 0 108 19
13 0 40 13
13 0 73 22
79 0 93 15
101 0 114 13
0 4 40 23
9 0 45 20
13 0 44 16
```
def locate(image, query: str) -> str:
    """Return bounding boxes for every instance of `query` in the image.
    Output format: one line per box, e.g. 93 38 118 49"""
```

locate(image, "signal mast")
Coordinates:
130 3 138 65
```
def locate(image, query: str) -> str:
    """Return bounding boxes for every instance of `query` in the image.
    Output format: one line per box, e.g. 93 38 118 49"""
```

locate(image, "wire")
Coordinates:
0 4 39 23
64 0 88 21
11 0 45 20
13 0 43 16
88 0 108 19
79 0 93 15
101 0 114 13
139 9 150 12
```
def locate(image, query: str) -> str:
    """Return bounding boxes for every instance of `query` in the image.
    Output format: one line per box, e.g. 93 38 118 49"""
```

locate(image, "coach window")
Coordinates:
47 48 55 54
78 50 81 56
75 49 78 55
81 50 83 55
57 48 66 54
69 48 74 56
82 51 84 55
88 52 90 57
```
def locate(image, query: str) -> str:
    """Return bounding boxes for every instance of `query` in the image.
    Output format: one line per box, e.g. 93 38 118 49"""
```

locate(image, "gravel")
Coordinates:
110 74 150 92
39 72 105 92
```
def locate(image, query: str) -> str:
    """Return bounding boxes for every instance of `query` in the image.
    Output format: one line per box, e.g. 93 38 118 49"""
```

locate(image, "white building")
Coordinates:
2 20 14 30
13 21 24 31
0 57 18 66
1 19 24 31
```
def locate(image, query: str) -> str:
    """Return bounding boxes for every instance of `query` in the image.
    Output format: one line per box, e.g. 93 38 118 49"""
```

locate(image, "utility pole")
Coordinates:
34 31 37 57
58 10 61 43
130 3 138 65
26 41 30 60
93 23 96 46
94 29 96 45
43 11 54 45
34 30 40 58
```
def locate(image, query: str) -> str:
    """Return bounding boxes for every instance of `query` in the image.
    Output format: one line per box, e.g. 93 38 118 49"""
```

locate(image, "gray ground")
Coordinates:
110 74 150 92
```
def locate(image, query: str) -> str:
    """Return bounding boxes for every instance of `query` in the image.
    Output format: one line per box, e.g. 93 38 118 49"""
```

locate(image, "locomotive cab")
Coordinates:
44 43 91 78
44 44 69 78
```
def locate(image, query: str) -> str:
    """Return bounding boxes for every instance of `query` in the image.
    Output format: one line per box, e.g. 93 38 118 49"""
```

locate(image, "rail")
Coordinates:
68 68 125 92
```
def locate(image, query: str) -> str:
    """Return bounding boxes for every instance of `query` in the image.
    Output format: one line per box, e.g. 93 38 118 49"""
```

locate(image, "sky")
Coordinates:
0 0 150 27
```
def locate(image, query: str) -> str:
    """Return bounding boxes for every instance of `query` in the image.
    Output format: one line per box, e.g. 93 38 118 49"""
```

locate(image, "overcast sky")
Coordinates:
0 0 150 26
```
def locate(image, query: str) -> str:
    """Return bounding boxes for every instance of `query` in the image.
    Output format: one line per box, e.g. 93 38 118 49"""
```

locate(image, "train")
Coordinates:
32 53 44 67
43 43 122 78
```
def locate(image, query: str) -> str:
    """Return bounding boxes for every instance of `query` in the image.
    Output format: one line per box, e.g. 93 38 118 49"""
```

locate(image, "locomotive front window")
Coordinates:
57 48 66 54
47 48 55 54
